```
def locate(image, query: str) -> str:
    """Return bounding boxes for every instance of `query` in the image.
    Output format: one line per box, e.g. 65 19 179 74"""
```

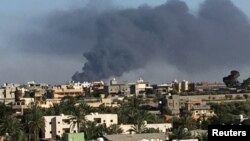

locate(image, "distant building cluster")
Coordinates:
0 78 241 117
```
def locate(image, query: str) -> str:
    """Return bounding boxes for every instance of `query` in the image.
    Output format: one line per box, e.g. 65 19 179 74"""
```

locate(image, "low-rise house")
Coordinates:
190 106 215 120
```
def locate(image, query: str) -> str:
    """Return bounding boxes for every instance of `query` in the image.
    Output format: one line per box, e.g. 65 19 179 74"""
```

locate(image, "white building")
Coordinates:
85 113 118 127
181 80 189 92
43 114 78 139
120 123 172 134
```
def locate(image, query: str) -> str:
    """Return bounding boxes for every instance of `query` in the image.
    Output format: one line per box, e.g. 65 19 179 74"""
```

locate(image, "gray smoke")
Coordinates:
14 0 250 82
70 0 250 82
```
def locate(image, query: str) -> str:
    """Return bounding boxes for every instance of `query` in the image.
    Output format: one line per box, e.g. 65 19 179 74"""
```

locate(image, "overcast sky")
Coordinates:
1 0 250 84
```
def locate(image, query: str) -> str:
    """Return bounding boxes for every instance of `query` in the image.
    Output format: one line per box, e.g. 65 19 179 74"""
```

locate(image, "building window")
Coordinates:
74 130 76 133
110 120 113 123
49 122 52 124
58 131 60 133
103 120 106 123
94 118 101 123
58 122 60 124
50 131 52 134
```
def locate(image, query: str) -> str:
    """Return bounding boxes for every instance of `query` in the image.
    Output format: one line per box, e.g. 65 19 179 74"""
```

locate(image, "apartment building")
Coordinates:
0 83 19 104
108 78 130 95
43 114 78 139
52 84 83 99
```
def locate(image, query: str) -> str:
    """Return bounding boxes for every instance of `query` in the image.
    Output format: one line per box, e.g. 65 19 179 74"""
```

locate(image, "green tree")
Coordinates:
45 103 63 116
0 102 11 118
129 109 154 133
25 104 45 141
173 113 198 130
170 127 192 140
81 121 106 140
241 78 250 89
71 102 89 132
0 115 25 141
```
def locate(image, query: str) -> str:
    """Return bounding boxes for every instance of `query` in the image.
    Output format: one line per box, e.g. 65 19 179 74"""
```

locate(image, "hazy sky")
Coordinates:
1 0 250 84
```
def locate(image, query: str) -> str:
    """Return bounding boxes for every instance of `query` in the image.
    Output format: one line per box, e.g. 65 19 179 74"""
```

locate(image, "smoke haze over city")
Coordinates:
1 0 250 84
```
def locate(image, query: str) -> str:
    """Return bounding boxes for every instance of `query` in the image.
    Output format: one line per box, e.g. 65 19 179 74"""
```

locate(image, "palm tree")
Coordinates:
81 121 106 140
106 124 123 134
0 115 24 141
0 102 11 117
45 103 63 116
129 109 154 133
170 127 192 140
71 102 88 132
25 104 45 141
118 105 131 124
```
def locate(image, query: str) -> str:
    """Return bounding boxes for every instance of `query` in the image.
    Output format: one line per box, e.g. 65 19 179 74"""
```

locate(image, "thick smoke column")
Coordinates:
223 70 240 87
72 0 250 82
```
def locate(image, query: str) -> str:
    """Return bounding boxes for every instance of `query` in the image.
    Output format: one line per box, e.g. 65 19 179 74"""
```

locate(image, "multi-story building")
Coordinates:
52 84 83 99
108 78 130 95
152 83 173 95
0 83 19 104
181 80 189 92
130 78 151 95
164 95 181 115
43 114 78 139
12 98 60 115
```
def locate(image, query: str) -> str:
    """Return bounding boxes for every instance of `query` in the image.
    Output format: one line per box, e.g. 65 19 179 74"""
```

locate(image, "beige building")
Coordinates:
12 98 60 115
165 95 181 115
108 78 130 95
0 83 19 104
52 85 83 99
43 114 78 139
85 113 118 127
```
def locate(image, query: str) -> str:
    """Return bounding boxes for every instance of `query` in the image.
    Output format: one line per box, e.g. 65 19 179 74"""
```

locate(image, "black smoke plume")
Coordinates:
223 70 240 88
18 0 250 82
71 0 250 82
